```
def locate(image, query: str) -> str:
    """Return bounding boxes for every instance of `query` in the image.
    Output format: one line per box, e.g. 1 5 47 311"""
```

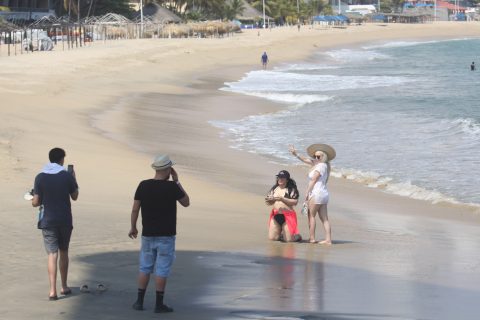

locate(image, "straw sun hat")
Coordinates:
306 144 336 161
151 154 175 170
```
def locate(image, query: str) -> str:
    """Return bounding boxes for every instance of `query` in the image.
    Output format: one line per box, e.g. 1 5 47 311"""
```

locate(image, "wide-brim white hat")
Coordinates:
151 154 174 170
307 144 336 161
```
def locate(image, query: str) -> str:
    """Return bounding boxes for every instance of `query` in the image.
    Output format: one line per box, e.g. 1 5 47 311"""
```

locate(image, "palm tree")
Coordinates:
249 0 273 16
301 0 323 19
224 0 245 20
270 0 297 24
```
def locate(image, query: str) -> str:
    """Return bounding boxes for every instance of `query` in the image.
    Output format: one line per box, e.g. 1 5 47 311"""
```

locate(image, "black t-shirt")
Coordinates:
34 171 78 228
134 179 185 237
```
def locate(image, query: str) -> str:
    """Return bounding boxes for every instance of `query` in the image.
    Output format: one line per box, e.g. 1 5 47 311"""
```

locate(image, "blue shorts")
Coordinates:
139 236 175 277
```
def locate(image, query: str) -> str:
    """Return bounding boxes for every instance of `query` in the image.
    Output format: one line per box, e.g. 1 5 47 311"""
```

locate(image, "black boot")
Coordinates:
154 291 173 313
132 288 146 311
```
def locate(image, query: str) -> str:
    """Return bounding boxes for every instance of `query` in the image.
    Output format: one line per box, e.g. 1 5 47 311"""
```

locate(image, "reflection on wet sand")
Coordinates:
264 243 324 312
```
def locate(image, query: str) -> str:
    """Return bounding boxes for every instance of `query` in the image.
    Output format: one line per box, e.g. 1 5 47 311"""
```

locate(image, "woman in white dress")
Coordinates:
289 144 336 244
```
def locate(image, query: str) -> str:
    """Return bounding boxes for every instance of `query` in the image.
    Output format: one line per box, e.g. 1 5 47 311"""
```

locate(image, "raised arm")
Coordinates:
289 145 313 165
171 168 190 207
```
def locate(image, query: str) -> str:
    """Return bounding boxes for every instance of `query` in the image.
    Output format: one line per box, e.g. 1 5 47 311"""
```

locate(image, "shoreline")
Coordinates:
2 22 480 319
91 27 480 215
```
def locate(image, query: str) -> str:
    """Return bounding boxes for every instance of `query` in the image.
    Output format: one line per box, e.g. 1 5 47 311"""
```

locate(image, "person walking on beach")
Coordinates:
289 144 335 245
265 170 302 242
471 61 475 71
31 147 79 300
129 154 190 313
261 51 269 70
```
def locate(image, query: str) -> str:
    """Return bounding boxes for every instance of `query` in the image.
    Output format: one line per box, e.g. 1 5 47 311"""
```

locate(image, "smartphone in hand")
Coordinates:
67 164 74 173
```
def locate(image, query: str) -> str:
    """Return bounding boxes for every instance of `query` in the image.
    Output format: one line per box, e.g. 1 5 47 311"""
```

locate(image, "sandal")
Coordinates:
80 284 90 293
61 288 72 295
96 284 107 292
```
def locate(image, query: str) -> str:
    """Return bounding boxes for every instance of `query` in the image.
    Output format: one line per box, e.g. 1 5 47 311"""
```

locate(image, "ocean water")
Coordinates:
211 38 480 206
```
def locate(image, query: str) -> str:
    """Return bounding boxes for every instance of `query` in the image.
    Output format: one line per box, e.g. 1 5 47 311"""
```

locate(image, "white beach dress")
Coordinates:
308 163 329 204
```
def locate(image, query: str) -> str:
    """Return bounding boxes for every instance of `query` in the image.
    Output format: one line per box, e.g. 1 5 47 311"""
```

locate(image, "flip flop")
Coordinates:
96 284 107 292
80 284 90 293
49 295 58 301
61 288 72 295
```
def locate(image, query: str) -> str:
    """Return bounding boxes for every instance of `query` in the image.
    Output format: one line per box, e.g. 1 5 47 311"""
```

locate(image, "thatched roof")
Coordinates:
234 0 271 21
134 3 181 23
0 18 16 32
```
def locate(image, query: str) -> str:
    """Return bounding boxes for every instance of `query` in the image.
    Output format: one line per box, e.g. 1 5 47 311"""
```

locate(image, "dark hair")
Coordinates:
267 177 299 200
49 148 66 164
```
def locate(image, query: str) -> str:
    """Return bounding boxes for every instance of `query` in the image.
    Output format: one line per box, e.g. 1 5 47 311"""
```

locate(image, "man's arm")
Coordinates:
70 170 79 201
171 168 190 207
177 182 190 207
128 200 141 239
32 194 41 207
70 190 79 201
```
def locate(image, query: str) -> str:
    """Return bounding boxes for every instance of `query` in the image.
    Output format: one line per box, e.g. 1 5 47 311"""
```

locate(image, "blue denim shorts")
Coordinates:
139 236 175 277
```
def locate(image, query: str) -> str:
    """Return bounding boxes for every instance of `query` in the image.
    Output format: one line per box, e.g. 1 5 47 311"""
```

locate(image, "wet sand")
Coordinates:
1 23 480 320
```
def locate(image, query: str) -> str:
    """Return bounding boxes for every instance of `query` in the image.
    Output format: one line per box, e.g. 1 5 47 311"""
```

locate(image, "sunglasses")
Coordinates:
314 155 322 159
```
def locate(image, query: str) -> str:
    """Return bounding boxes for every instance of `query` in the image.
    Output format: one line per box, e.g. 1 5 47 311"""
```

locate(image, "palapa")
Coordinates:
134 3 181 24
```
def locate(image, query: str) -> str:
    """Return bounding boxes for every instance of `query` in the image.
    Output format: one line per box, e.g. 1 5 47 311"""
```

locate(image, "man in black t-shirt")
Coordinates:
32 147 79 300
129 154 190 313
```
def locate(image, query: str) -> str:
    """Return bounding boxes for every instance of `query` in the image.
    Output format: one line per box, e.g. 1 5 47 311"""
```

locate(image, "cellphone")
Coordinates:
67 164 74 173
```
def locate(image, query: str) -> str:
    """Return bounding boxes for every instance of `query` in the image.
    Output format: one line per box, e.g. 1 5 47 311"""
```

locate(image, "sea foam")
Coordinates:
222 70 411 93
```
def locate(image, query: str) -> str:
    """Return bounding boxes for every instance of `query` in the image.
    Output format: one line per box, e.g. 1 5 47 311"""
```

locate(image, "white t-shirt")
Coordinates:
308 163 329 200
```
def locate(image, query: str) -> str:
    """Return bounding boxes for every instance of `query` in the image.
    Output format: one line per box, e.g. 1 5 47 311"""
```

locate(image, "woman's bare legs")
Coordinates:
268 219 282 241
282 225 292 242
308 199 319 243
318 204 332 245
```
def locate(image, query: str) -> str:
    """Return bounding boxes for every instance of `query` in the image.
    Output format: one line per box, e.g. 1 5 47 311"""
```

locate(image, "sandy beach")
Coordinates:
1 22 480 320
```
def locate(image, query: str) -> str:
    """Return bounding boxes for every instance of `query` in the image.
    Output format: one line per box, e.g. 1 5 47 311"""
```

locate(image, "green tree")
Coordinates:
269 0 297 24
184 0 224 18
91 0 132 16
300 0 324 20
224 0 246 20
249 0 273 17
322 4 334 15
52 0 132 18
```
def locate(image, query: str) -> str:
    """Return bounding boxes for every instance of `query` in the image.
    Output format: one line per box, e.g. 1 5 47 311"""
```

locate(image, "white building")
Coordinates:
346 5 377 15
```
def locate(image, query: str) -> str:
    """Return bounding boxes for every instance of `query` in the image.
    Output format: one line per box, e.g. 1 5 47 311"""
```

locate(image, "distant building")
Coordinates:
129 1 140 12
0 0 55 21
346 4 377 15
403 0 468 21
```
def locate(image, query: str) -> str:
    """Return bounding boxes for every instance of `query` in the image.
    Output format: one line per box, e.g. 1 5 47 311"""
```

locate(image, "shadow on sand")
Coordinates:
53 243 480 320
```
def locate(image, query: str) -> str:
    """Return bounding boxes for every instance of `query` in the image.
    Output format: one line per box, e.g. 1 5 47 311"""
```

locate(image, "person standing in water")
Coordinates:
261 51 269 70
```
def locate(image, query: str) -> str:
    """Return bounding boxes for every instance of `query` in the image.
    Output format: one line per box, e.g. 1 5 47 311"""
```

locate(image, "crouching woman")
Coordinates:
265 170 302 242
